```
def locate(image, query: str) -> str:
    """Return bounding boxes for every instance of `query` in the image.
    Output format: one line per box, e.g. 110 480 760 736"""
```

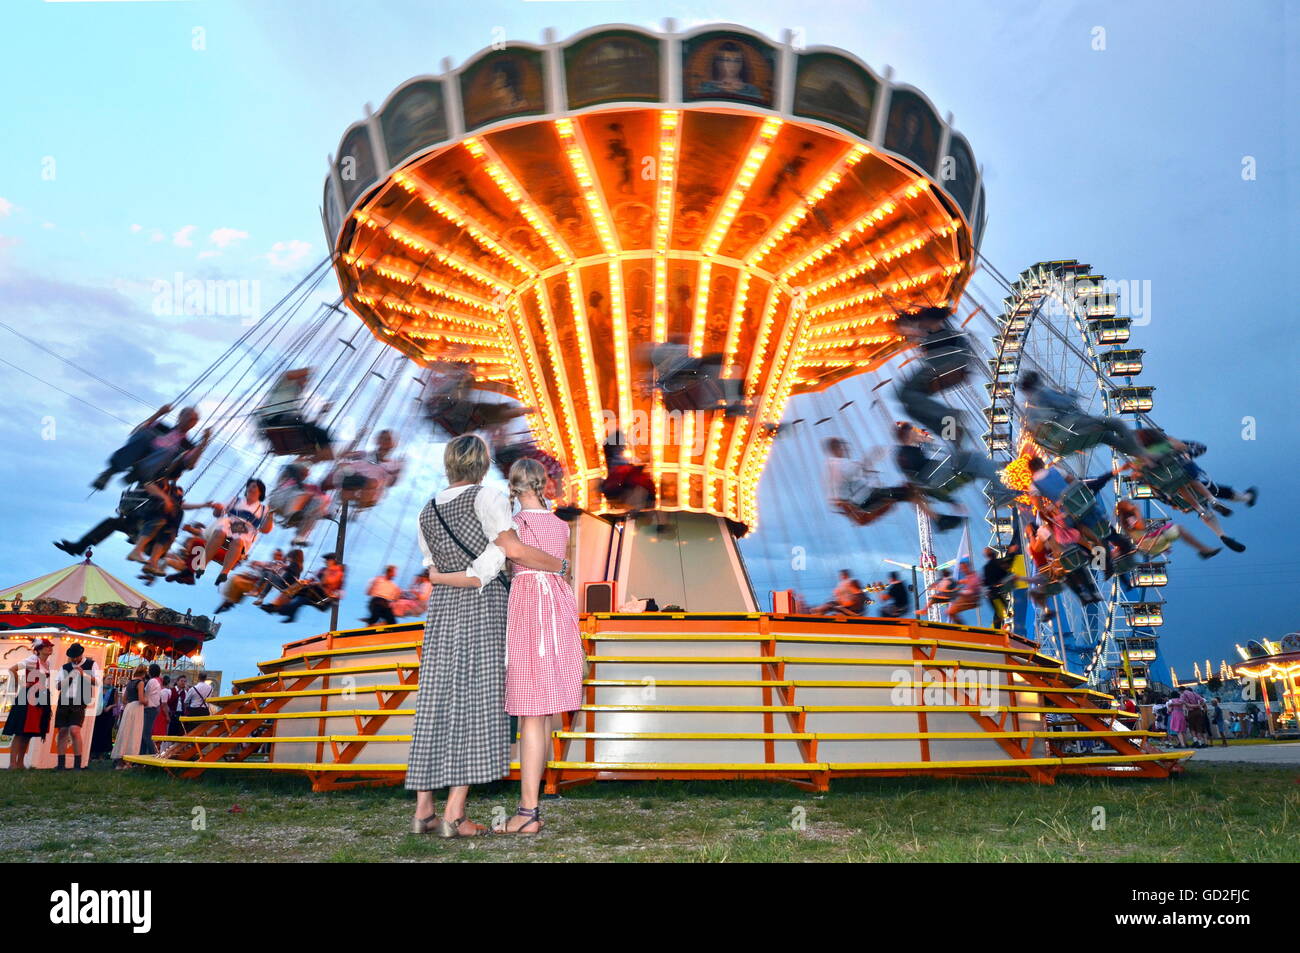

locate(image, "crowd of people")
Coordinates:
3 638 217 771
1148 691 1270 748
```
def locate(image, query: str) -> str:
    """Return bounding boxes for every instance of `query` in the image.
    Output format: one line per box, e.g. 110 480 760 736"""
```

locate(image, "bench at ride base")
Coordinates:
126 614 1192 791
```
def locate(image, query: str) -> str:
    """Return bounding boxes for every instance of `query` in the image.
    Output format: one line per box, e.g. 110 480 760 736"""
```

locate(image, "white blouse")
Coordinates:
417 484 514 590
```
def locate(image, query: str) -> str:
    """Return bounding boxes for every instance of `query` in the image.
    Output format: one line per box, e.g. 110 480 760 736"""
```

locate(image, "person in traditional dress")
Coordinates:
428 457 581 834
4 638 54 769
405 435 564 838
110 664 149 769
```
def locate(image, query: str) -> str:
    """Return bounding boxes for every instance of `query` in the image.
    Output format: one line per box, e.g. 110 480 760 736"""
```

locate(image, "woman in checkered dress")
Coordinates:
407 435 564 839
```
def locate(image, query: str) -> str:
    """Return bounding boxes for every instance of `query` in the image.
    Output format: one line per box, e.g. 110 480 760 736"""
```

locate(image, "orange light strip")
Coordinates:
803 221 959 297
748 144 869 266
808 262 962 319
532 284 588 508
722 270 751 374
463 136 573 264
805 332 904 352
707 270 751 481
555 118 619 257
650 111 679 491
607 261 633 433
565 268 606 464
352 293 502 341
350 215 515 298
504 297 563 480
689 260 712 359
653 111 679 262
810 306 897 336
781 179 932 281
390 171 537 278
739 297 814 529
701 116 782 258
364 294 502 334
358 259 504 317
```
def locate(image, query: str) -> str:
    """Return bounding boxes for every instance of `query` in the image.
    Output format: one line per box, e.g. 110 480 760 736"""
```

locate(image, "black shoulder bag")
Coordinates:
431 498 511 593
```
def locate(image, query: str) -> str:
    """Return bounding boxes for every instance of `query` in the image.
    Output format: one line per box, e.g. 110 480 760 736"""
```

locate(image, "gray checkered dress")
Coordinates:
405 486 511 791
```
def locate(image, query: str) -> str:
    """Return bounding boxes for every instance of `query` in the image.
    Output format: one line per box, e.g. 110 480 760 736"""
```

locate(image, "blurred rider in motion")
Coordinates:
894 305 977 449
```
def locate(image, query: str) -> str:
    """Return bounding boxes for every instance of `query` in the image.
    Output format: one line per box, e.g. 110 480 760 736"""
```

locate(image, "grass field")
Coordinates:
1 761 1295 863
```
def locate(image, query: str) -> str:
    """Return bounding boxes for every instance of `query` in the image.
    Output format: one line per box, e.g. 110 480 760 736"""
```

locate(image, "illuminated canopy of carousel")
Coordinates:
0 559 217 658
324 23 985 531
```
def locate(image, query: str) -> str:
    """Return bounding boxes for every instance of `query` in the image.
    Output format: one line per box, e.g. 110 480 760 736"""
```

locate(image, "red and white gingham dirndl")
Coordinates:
504 510 583 716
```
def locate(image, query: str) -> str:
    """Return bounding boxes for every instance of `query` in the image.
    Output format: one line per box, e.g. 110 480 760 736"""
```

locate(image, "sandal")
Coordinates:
436 816 489 839
410 813 440 835
503 805 544 835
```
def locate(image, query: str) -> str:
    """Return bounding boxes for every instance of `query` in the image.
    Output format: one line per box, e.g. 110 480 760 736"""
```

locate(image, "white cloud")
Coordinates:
41 223 55 230
264 239 312 268
209 226 249 249
130 224 143 233
149 229 165 243
0 198 13 217
197 249 220 259
173 225 197 247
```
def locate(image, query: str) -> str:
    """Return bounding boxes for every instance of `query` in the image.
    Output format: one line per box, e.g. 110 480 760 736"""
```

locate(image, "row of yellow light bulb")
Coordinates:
358 293 502 340
654 111 679 258
743 291 818 496
748 144 869 267
530 285 588 508
700 116 783 259
650 112 679 488
554 118 620 258
563 267 607 464
463 137 572 265
782 177 934 282
353 214 515 301
502 297 566 493
808 262 958 319
390 171 537 279
801 220 958 297
364 260 504 321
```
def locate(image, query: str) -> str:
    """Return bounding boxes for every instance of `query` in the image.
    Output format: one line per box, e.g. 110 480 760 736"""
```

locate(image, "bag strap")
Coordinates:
432 495 509 590
432 498 480 564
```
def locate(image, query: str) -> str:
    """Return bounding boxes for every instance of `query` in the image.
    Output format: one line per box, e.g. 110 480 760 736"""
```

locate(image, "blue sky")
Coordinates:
1 0 1295 683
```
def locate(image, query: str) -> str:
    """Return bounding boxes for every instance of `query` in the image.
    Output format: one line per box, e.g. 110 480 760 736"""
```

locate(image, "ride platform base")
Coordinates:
127 614 1192 792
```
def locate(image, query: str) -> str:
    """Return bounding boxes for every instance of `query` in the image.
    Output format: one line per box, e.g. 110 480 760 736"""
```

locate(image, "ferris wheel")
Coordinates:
982 259 1168 688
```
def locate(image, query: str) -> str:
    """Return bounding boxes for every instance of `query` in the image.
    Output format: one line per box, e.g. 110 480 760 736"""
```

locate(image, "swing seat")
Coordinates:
1060 482 1098 522
1058 544 1092 574
426 397 485 437
834 499 895 527
1142 455 1192 495
661 371 725 413
263 425 328 457
1035 580 1064 596
1030 415 1105 455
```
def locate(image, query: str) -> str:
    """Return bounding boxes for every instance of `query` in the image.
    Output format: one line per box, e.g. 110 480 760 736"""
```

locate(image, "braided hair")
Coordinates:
507 457 549 509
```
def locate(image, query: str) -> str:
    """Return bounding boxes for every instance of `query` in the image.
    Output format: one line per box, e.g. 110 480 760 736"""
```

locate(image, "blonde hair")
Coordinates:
507 457 549 506
444 434 490 485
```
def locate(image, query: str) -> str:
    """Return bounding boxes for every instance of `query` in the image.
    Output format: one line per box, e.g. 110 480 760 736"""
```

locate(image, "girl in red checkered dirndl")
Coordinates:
502 457 581 833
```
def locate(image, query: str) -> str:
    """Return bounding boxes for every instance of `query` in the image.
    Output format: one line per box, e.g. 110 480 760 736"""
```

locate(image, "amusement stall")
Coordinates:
0 556 219 767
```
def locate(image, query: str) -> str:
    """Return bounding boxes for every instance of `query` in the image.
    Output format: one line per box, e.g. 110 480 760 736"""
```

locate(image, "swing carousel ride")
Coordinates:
111 23 1192 789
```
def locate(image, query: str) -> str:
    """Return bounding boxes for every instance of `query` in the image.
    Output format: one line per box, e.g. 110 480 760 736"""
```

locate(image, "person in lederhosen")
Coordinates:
407 434 565 838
